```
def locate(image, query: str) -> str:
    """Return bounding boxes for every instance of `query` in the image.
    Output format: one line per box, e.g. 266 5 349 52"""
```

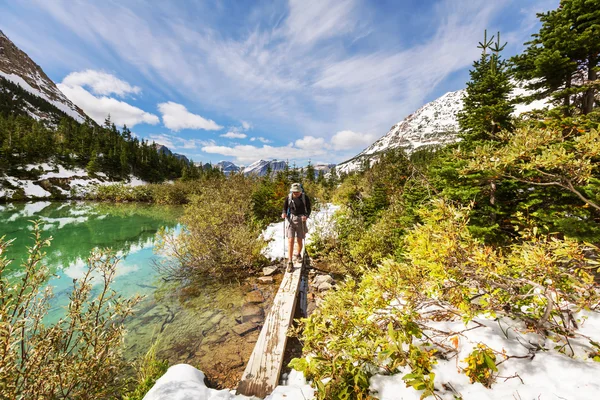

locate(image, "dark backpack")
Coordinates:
287 184 307 217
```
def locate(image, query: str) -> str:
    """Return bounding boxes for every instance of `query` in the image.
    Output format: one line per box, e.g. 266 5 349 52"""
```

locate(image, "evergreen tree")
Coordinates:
305 161 316 183
512 0 600 116
458 30 514 142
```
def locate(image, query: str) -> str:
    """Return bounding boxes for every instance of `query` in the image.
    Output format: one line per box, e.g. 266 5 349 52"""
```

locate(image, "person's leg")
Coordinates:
296 237 302 258
287 216 296 263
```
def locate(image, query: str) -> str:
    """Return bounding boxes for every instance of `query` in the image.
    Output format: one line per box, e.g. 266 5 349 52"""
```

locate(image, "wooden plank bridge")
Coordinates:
236 257 307 398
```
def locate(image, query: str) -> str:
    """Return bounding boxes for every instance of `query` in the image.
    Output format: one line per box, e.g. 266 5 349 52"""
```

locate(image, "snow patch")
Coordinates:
0 71 85 122
142 364 314 400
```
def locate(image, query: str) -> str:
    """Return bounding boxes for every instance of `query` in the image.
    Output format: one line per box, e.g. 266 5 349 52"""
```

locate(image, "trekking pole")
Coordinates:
283 217 286 262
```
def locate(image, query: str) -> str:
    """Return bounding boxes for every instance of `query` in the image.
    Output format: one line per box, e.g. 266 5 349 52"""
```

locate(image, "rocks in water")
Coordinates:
245 290 265 303
258 276 274 284
263 266 278 276
241 304 264 323
232 322 259 336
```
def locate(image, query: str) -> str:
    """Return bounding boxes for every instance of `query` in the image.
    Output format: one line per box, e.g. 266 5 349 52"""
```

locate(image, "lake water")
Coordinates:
0 201 278 387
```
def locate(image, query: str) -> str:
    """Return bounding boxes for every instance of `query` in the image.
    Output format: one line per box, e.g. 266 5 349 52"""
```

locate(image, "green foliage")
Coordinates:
511 0 600 115
0 223 141 399
155 175 268 282
463 122 600 239
289 274 434 400
458 30 514 142
0 77 190 182
295 200 600 398
463 344 497 388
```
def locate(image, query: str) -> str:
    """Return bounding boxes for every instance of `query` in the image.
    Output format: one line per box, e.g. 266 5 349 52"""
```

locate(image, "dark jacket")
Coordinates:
283 194 311 217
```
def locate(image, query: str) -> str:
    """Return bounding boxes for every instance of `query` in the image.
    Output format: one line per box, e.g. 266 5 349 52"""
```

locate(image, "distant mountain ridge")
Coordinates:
0 30 88 122
152 143 190 164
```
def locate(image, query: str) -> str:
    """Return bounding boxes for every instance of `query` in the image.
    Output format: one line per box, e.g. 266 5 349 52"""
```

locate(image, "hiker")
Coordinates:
281 182 311 272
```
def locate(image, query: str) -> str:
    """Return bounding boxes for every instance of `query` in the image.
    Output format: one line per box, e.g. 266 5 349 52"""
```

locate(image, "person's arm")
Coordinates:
281 196 288 219
306 195 311 218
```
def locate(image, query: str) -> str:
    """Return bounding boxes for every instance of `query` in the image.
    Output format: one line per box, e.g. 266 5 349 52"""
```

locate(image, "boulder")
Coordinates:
258 276 274 284
317 281 333 292
313 274 334 286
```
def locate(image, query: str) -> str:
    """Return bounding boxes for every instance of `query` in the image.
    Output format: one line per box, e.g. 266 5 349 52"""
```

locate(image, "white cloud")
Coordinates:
295 135 327 150
158 101 223 132
32 0 538 151
62 70 141 97
58 83 159 127
250 137 273 144
221 132 247 139
241 120 251 131
331 130 376 151
203 132 372 163
202 144 326 164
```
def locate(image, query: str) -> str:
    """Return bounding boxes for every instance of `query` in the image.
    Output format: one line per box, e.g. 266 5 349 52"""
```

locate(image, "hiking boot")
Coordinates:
286 261 294 273
293 253 302 263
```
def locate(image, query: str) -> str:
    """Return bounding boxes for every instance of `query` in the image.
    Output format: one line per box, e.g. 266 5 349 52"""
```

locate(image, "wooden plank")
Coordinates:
236 260 303 398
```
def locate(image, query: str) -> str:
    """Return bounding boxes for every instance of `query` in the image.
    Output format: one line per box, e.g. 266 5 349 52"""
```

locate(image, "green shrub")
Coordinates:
0 223 141 399
156 174 268 282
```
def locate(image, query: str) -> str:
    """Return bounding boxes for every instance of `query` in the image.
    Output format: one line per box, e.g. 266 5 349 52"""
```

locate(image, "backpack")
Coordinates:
287 184 307 217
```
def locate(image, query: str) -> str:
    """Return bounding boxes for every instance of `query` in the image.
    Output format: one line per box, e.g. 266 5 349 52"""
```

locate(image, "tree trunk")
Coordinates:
564 78 572 117
582 53 598 115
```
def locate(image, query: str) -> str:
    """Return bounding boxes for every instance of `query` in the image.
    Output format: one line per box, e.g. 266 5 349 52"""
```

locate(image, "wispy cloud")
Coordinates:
147 133 214 150
157 102 222 132
14 0 549 163
250 137 273 144
221 132 247 139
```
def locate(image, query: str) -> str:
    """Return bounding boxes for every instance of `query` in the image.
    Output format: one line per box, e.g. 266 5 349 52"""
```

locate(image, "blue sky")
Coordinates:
1 0 558 166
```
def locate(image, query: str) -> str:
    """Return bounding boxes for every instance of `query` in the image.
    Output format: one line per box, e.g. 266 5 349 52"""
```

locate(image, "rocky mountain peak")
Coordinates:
0 30 87 122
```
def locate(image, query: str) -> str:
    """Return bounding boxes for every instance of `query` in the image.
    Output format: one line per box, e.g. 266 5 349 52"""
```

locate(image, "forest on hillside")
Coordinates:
0 76 190 182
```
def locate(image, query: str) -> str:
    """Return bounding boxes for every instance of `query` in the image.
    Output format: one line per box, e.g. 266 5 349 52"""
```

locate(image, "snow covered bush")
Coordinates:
291 200 600 399
0 223 141 399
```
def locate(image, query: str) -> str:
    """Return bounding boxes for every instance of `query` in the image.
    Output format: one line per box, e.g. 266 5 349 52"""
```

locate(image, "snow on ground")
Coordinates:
262 203 340 260
143 364 314 400
128 175 148 186
38 164 87 179
371 309 600 399
3 175 52 198
144 201 600 399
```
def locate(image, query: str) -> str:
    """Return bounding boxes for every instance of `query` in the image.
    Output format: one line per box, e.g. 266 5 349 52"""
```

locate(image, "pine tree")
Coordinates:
306 161 316 183
458 30 514 142
512 0 600 116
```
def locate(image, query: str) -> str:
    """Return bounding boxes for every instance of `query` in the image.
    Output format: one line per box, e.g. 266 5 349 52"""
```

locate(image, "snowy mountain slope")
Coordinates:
0 30 87 122
337 83 550 175
243 159 288 176
216 161 241 175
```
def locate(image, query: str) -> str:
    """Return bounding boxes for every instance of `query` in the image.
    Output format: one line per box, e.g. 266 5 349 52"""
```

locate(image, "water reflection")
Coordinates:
0 201 182 323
